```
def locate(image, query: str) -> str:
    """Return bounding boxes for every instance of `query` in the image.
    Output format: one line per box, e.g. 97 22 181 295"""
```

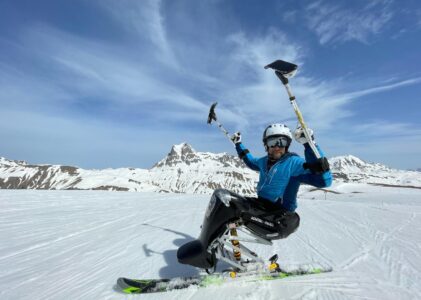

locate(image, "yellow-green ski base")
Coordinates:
116 266 331 294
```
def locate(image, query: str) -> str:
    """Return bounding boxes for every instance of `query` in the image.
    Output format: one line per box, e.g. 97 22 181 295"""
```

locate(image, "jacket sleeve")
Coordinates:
235 143 260 172
289 155 308 177
299 143 333 187
304 143 324 163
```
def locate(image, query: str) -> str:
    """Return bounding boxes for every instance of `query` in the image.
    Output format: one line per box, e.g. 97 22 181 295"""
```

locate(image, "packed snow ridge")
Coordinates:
1 143 420 193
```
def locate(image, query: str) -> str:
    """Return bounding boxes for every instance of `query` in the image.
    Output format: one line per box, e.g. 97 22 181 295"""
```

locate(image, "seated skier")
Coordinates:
177 123 332 270
232 123 332 237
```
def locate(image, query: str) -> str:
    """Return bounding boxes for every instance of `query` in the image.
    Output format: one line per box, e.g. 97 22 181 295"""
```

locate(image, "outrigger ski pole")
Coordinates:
264 60 321 159
207 102 235 144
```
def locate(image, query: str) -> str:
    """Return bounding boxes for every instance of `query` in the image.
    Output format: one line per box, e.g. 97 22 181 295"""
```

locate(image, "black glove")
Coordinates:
303 157 330 174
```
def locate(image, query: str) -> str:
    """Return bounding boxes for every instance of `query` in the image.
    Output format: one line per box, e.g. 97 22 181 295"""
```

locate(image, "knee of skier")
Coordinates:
213 189 232 206
210 189 248 211
205 189 230 219
278 213 300 238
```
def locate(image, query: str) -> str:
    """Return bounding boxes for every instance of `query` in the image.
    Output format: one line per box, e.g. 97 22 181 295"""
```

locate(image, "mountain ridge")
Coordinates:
1 143 420 194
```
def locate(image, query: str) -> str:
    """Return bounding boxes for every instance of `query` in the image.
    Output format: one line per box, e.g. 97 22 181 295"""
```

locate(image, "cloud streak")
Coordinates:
341 77 421 99
305 0 394 45
101 0 180 70
1 23 211 121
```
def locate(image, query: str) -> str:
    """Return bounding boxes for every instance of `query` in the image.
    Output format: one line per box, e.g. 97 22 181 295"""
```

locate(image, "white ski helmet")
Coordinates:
262 123 292 147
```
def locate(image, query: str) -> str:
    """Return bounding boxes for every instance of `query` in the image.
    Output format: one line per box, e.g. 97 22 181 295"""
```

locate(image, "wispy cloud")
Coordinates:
185 26 367 137
1 23 211 122
102 0 179 69
353 121 421 138
216 30 304 128
341 77 421 99
305 0 394 45
320 127 421 169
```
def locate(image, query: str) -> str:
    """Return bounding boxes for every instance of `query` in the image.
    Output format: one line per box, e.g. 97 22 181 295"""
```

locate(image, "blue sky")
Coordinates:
1 0 420 170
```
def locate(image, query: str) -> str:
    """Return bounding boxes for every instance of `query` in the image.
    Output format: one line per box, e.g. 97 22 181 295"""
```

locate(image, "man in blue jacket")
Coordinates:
231 123 332 237
177 124 332 270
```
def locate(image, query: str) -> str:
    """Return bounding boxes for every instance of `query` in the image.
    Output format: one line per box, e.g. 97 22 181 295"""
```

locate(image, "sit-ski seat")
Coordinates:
177 189 300 270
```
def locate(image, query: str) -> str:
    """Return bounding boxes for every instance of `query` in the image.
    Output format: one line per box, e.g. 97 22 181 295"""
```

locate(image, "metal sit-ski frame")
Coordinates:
206 221 274 272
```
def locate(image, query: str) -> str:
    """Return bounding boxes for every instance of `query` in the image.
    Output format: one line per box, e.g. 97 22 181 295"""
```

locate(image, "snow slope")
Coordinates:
1 184 420 299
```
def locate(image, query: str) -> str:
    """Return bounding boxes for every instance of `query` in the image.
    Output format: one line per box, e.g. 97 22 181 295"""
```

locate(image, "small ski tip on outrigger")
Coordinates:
207 102 218 124
264 59 298 84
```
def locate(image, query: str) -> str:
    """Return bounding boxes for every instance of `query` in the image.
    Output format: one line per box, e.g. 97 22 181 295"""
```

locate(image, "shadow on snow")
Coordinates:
141 223 200 278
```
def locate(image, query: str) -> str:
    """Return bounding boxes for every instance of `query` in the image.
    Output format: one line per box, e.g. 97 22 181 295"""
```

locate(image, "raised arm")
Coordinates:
231 132 260 172
294 127 332 187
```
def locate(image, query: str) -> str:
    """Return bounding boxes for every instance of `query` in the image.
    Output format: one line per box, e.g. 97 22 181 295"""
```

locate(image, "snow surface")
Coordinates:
1 184 421 299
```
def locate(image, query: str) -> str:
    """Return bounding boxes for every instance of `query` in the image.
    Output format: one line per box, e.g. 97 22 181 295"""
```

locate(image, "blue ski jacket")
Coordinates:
235 143 332 212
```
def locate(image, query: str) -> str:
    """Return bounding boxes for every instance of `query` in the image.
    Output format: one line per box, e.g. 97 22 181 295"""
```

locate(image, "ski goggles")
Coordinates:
266 136 290 148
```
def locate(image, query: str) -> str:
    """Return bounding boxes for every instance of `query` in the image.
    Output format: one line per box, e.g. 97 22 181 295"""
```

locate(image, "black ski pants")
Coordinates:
244 196 300 239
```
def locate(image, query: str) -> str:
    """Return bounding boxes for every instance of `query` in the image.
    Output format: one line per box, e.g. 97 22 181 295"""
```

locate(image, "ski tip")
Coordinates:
116 277 142 294
279 263 333 275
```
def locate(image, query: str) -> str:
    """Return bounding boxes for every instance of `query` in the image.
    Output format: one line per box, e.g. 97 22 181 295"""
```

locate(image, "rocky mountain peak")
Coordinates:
330 155 391 173
330 155 368 170
169 143 195 157
154 143 199 167
0 157 27 167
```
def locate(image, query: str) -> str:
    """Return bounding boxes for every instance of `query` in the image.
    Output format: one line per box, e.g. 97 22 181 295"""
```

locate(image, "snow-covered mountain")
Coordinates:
1 143 420 194
329 155 421 187
0 143 258 195
149 143 257 195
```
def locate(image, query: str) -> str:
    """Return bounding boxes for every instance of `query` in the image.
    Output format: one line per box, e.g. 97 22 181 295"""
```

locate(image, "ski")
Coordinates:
116 263 332 294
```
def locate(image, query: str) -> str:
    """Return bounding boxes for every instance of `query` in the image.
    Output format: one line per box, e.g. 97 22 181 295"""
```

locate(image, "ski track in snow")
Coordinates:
0 186 421 300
